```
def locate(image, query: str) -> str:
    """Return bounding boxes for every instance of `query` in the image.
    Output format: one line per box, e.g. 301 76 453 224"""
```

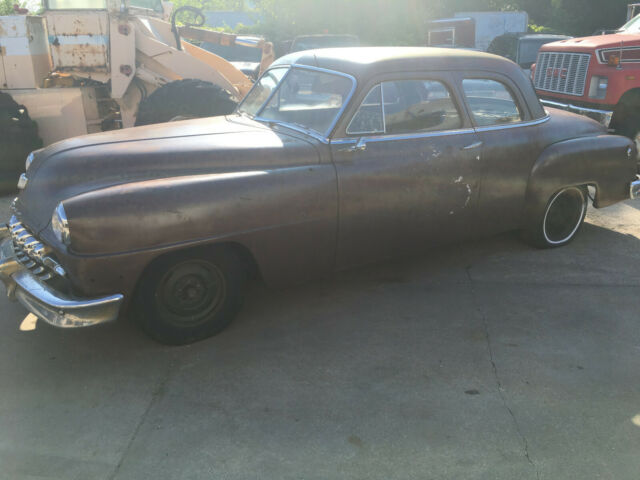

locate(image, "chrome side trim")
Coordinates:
331 117 550 145
541 99 613 128
331 127 476 145
474 115 551 132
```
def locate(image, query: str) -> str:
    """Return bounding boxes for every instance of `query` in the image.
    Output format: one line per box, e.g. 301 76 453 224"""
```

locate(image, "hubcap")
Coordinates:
157 260 226 326
543 187 586 245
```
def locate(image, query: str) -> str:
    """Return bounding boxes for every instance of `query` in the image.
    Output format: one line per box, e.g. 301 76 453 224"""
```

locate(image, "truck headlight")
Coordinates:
51 202 71 246
589 76 608 99
25 152 34 171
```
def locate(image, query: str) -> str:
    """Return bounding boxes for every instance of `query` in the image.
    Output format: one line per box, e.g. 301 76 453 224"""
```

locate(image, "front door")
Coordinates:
330 77 483 269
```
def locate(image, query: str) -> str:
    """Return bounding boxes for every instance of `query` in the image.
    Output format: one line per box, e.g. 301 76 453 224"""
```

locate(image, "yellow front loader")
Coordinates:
0 0 273 148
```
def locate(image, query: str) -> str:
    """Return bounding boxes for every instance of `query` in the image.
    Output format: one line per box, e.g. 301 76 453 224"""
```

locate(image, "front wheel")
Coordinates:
134 247 247 345
523 186 588 248
134 79 237 127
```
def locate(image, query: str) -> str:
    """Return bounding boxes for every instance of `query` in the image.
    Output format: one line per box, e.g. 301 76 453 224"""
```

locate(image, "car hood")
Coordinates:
15 115 320 234
540 33 640 52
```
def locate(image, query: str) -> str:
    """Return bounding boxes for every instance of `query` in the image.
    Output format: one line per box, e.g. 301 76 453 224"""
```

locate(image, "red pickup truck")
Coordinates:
533 10 640 150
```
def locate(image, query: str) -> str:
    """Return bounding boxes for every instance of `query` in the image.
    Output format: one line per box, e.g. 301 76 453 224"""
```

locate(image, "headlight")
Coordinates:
589 76 608 99
51 202 71 245
25 152 34 171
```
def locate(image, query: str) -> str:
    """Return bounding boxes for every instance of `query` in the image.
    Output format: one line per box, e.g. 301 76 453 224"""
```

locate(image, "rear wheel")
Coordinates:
135 247 247 345
134 79 237 126
523 186 588 248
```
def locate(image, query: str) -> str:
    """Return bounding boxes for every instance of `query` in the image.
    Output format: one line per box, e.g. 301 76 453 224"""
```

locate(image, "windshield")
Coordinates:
620 14 640 33
238 66 354 137
518 40 553 67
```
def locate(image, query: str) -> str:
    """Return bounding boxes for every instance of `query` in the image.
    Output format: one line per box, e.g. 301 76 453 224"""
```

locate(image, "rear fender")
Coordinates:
523 134 635 224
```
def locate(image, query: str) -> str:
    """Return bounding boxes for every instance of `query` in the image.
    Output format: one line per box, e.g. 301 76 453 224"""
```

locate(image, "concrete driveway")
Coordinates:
1 195 639 480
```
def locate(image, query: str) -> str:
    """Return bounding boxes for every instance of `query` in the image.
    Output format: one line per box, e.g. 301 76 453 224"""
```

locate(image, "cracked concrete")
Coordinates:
1 197 640 479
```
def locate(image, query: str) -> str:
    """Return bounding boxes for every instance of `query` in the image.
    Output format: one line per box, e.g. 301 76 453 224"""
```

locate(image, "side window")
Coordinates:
462 79 523 127
383 80 461 134
347 79 461 136
347 85 384 135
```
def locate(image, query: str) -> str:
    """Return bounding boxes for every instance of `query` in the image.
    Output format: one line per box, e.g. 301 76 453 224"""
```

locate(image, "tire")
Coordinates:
134 79 237 127
135 247 247 345
523 186 588 249
612 101 640 161
0 92 43 193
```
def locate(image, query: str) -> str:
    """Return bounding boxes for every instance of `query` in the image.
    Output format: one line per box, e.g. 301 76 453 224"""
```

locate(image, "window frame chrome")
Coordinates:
331 115 551 147
238 64 358 143
346 84 385 136
344 77 464 138
461 77 526 127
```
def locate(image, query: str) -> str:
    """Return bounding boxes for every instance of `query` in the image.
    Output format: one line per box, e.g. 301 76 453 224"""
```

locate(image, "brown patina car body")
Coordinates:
1 47 639 344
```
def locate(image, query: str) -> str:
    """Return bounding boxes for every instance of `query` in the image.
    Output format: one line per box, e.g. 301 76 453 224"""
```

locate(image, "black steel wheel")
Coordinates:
134 79 237 126
524 186 588 248
135 247 246 345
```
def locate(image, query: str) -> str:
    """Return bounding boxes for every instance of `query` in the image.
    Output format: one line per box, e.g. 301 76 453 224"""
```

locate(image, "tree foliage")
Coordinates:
214 0 635 44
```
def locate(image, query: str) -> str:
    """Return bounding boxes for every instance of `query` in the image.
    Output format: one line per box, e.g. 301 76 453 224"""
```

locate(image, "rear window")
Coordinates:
462 79 523 127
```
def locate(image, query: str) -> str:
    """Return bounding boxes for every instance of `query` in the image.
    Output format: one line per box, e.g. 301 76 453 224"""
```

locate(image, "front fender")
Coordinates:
523 134 635 224
55 165 338 294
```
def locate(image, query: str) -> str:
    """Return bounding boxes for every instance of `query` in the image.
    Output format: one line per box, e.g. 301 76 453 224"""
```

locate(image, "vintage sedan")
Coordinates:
1 47 639 344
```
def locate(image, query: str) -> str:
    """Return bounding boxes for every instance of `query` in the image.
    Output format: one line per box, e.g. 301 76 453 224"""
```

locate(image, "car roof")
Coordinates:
271 47 546 120
273 47 519 79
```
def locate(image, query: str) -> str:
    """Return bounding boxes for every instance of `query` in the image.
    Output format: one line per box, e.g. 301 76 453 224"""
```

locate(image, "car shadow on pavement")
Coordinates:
7 220 640 356
3 220 640 479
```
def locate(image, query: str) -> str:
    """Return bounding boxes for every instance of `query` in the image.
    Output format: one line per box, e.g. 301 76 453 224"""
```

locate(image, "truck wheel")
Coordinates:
134 79 237 126
612 101 640 159
0 92 43 192
135 247 247 345
523 186 588 248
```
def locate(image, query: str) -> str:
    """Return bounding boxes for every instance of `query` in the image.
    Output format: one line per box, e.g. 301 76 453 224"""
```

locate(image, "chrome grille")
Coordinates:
534 52 591 97
8 215 65 281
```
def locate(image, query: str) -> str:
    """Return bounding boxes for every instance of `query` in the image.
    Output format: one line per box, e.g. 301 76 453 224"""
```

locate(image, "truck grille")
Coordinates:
8 216 65 281
533 52 591 97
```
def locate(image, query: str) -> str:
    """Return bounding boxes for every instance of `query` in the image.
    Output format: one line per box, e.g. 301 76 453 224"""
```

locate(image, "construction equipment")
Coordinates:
0 0 274 150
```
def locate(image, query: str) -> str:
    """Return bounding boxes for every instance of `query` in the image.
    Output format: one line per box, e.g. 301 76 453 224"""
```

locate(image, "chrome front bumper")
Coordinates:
0 232 123 328
541 99 614 129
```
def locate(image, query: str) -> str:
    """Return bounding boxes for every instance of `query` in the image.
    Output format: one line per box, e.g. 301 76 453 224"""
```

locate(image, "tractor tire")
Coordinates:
134 79 238 126
0 92 43 193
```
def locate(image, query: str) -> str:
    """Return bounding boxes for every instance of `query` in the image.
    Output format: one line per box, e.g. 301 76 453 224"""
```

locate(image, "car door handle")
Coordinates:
462 141 483 151
339 138 367 153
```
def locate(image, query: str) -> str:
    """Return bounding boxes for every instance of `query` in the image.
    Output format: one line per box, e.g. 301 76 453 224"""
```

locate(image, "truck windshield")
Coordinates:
518 40 552 68
238 66 354 137
620 15 640 33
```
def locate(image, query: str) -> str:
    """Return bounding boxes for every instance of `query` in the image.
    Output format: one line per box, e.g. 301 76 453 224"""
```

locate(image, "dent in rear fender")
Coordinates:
62 166 339 285
524 134 635 218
